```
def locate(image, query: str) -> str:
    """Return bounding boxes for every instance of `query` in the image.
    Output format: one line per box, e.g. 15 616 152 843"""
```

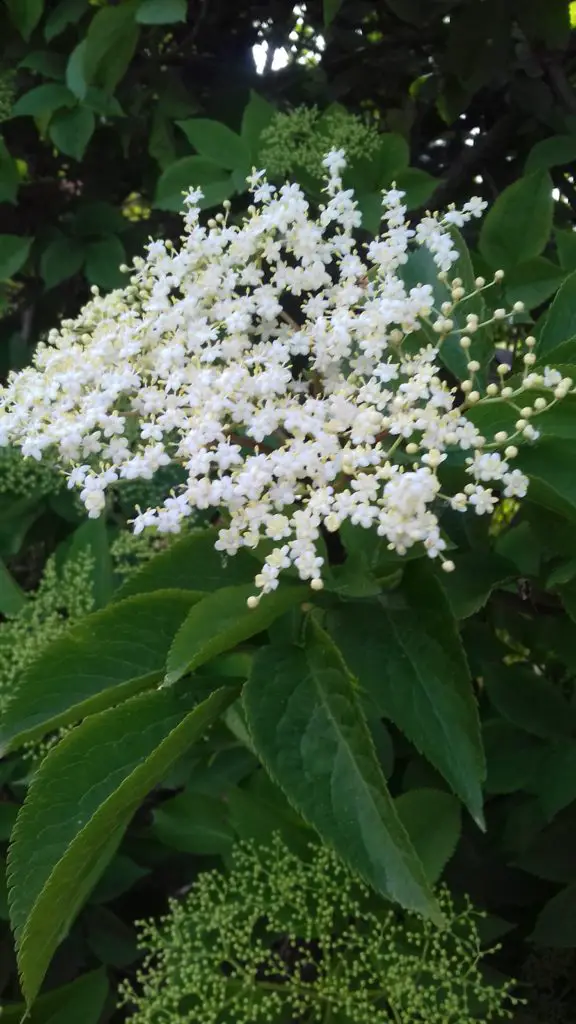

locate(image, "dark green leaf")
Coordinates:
40 236 85 289
57 517 114 610
8 685 231 1004
177 118 250 171
537 270 576 356
84 236 126 290
0 139 19 204
65 41 88 99
516 440 576 521
0 557 25 616
243 623 440 919
18 51 67 79
436 551 514 619
0 236 32 281
151 791 234 854
328 562 485 823
0 590 201 754
136 0 186 23
241 90 276 159
154 156 232 212
394 167 438 209
115 528 258 600
395 789 461 884
479 172 553 271
4 0 44 40
483 720 546 795
89 854 148 904
0 803 18 841
556 228 576 271
84 905 139 968
83 3 140 94
532 883 576 946
323 0 343 26
0 969 108 1024
44 0 88 42
531 740 576 819
11 84 75 118
483 664 575 741
165 583 306 686
525 134 576 174
49 106 95 161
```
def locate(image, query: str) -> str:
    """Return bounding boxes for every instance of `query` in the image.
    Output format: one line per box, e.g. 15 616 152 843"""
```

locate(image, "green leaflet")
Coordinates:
243 621 440 920
0 590 201 753
8 684 233 1004
327 562 485 823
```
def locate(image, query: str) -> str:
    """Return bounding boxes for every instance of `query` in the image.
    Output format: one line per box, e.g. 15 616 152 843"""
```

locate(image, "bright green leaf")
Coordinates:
176 118 250 170
11 84 75 118
0 590 201 754
40 236 85 289
136 0 186 23
85 236 126 290
243 623 440 919
395 789 461 884
49 106 95 161
537 270 576 356
0 235 32 281
8 684 232 1004
479 172 553 271
327 562 485 823
165 583 306 686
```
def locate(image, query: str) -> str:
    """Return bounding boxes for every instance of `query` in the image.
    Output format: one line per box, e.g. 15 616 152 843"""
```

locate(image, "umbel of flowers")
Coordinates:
0 151 571 601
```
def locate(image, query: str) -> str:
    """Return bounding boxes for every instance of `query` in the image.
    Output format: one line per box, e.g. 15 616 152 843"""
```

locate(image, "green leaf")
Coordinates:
436 551 515 619
483 664 575 741
0 139 19 204
394 167 438 210
49 106 95 161
136 0 186 23
84 905 139 968
0 235 32 281
115 527 259 599
176 118 250 171
165 583 306 686
504 257 566 310
84 236 126 290
19 50 67 79
0 556 25 617
151 791 234 854
8 684 232 1004
241 90 276 159
89 854 148 904
65 41 88 100
0 590 201 754
531 740 576 819
395 789 461 884
0 969 108 1024
479 172 553 271
532 883 576 946
537 270 576 356
154 156 233 212
57 517 114 610
525 134 576 174
44 0 88 42
556 228 576 271
327 562 485 823
11 84 75 118
83 2 140 94
323 0 343 26
243 623 440 919
516 440 576 521
40 236 85 289
4 0 44 40
483 720 546 795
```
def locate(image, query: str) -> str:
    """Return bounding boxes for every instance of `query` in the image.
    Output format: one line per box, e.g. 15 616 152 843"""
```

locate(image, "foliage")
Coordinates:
120 834 518 1024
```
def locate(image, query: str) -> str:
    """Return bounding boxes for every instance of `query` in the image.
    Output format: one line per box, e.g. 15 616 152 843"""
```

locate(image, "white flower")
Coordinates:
503 469 528 498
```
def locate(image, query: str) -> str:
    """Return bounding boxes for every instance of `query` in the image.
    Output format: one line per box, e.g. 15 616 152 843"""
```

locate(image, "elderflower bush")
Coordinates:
120 835 519 1024
0 151 569 604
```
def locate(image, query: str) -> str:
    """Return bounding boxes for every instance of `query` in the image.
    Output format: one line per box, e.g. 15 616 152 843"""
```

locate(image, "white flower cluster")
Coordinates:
0 152 568 601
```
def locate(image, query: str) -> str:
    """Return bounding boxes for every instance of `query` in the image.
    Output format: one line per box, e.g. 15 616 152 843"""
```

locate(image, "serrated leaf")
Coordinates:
532 882 576 946
395 789 461 884
479 172 553 271
0 235 32 281
0 590 201 754
11 84 75 118
136 0 186 23
8 684 232 1004
84 236 126 290
244 623 440 918
537 270 576 356
165 583 306 686
176 118 250 170
49 106 95 161
40 236 85 289
154 156 232 212
327 562 485 824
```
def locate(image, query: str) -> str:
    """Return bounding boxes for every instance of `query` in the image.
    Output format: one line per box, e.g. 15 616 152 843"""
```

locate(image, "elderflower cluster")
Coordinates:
0 153 570 602
119 834 519 1024
259 104 380 178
